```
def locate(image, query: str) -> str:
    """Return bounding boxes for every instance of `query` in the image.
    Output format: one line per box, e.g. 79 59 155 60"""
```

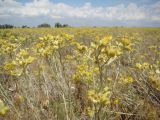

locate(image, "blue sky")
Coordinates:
0 0 160 27
18 0 159 6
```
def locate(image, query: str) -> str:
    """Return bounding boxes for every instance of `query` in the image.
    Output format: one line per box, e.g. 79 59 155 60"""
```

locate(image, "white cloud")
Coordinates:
0 0 159 22
149 1 160 21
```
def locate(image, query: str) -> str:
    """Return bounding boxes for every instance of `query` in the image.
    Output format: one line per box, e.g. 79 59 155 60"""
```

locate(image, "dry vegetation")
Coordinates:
0 27 160 120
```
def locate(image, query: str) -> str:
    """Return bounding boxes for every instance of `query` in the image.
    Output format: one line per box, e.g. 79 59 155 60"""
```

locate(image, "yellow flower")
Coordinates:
25 56 35 64
88 87 111 105
99 87 110 105
18 49 29 58
156 69 160 74
123 76 134 84
88 89 96 97
4 62 16 71
136 63 142 69
77 44 87 53
87 90 99 103
91 42 97 49
39 37 44 41
100 35 112 45
106 46 121 57
36 43 44 48
87 107 94 117
114 98 120 104
0 99 9 116
136 62 150 70
143 62 150 69
121 37 131 46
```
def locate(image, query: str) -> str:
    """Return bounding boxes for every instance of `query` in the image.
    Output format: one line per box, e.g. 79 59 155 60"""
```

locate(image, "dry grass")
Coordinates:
0 27 160 120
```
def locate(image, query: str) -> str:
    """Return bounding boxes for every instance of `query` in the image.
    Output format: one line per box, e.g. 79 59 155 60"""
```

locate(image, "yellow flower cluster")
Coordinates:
73 64 97 83
36 34 74 57
87 87 110 105
100 35 112 46
148 70 160 90
104 46 122 58
0 99 9 116
14 49 35 67
86 107 95 117
120 76 134 84
136 62 150 70
120 37 132 51
0 39 17 56
90 35 126 67
4 49 35 76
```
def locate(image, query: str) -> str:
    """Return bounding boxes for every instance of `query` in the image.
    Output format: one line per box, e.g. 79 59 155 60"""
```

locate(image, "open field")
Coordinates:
0 27 160 120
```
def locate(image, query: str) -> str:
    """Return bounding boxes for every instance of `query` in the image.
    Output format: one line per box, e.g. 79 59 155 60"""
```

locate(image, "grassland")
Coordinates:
0 27 160 120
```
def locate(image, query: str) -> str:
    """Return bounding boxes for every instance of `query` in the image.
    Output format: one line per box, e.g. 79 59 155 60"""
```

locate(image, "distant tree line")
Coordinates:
37 23 69 28
22 25 30 28
54 22 69 28
0 24 30 29
0 24 14 29
0 23 70 29
37 23 51 28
